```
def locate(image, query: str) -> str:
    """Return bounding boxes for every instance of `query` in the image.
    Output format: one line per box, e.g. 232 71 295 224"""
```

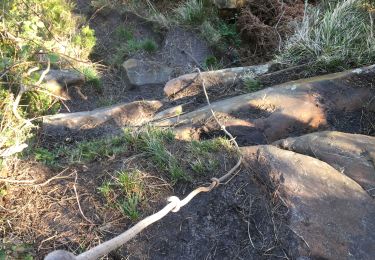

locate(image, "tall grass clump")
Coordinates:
174 0 205 25
278 0 375 71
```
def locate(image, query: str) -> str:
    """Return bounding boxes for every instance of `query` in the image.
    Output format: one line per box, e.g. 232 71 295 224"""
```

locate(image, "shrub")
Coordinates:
0 0 97 154
278 0 375 71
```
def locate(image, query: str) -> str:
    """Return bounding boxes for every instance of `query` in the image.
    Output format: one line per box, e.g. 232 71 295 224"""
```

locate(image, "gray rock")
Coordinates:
274 131 375 197
40 69 85 96
242 145 375 260
42 69 84 86
123 59 173 87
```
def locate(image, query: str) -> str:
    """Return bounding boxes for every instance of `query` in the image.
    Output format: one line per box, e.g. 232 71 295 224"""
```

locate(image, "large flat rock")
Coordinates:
241 145 375 259
156 65 375 143
123 59 173 87
274 131 375 197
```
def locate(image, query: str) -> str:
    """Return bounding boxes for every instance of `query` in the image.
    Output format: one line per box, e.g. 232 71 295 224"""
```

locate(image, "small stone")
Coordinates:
123 59 173 87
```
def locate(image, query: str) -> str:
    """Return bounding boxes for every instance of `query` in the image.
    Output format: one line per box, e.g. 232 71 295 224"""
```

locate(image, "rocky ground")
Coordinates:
1 1 375 260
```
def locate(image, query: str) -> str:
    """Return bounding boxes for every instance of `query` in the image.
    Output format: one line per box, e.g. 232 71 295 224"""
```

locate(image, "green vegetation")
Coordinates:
0 0 97 155
34 148 57 165
98 169 144 221
69 135 128 162
98 180 112 198
118 195 140 221
174 0 241 49
188 138 232 156
34 127 233 186
120 0 241 51
136 128 188 183
111 25 158 65
243 77 262 92
278 0 375 71
115 26 134 41
80 66 102 91
203 55 221 70
174 0 206 26
0 243 33 260
141 39 158 53
188 138 230 174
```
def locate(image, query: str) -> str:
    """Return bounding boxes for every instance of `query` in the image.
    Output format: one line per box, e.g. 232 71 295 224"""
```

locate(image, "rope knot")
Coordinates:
168 196 182 212
210 178 220 188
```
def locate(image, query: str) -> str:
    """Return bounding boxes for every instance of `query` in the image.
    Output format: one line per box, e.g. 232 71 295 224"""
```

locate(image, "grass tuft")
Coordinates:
98 181 112 198
174 0 205 26
81 66 102 90
118 194 140 221
188 137 231 156
141 39 158 53
115 25 134 41
278 0 375 71
243 77 262 92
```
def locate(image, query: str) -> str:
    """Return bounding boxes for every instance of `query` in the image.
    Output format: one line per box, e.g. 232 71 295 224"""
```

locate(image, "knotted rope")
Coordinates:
45 69 242 260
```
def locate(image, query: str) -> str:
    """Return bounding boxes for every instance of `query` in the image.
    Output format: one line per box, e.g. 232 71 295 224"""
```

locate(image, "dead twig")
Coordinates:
73 171 95 224
0 167 72 186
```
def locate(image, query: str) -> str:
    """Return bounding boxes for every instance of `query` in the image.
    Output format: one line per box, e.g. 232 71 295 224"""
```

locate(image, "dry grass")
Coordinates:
0 124 238 258
0 158 172 258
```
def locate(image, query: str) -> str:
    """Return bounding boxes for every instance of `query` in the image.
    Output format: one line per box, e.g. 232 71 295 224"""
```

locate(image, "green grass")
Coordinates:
98 169 144 220
115 25 134 41
117 170 143 196
69 135 128 162
97 98 116 107
126 127 188 183
141 39 158 53
98 181 112 198
187 138 227 175
243 78 262 92
112 38 158 65
34 148 58 165
203 55 221 70
80 66 102 90
278 0 375 71
140 130 188 183
0 187 7 197
174 0 206 26
118 194 140 221
0 0 97 155
188 138 231 156
116 170 143 220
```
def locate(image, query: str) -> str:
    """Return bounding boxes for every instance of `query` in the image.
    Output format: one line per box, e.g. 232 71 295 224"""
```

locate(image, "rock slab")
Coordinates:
123 59 173 87
41 69 85 96
274 131 375 197
242 145 375 259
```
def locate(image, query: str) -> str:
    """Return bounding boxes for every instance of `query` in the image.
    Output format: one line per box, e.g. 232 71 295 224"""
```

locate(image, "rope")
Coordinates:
45 69 243 260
